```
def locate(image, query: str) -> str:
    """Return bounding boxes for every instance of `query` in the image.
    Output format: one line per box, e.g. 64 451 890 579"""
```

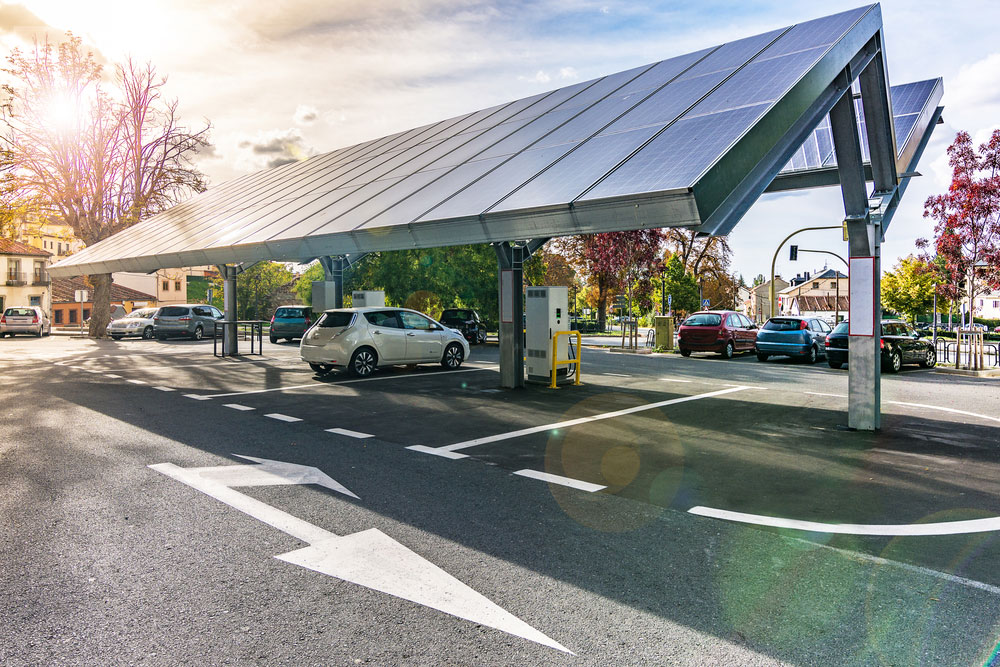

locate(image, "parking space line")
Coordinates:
410 386 750 457
127 379 146 384
201 365 498 399
325 428 373 439
659 378 692 382
514 469 606 492
184 394 213 401
805 391 846 398
603 373 631 377
153 386 174 392
885 401 1000 425
105 374 122 379
407 445 469 460
265 413 301 422
224 404 255 411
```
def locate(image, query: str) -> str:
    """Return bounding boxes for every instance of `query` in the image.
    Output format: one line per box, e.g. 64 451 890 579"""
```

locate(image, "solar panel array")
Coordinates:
51 4 935 278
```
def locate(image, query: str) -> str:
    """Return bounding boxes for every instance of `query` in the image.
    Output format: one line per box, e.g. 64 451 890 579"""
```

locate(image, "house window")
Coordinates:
831 282 837 289
175 280 181 291
69 309 77 324
812 282 820 289
83 308 91 321
162 280 170 291
29 296 40 306
993 300 999 309
54 310 63 324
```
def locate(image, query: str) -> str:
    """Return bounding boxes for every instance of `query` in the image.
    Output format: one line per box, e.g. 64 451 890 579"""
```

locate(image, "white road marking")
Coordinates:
265 413 302 423
326 428 373 439
602 373 631 377
689 506 1000 536
105 374 123 379
153 386 175 392
659 378 692 382
150 457 569 653
127 379 146 384
886 401 1000 425
869 448 958 465
805 391 846 398
225 404 255 411
410 386 749 456
184 394 213 400
407 445 469 460
514 470 606 492
203 365 498 399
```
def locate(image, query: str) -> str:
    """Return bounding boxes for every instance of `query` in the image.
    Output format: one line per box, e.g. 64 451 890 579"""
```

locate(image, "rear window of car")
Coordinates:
442 309 471 320
318 311 354 328
764 318 804 331
832 321 849 334
275 307 305 318
4 308 33 316
158 306 189 317
682 313 721 326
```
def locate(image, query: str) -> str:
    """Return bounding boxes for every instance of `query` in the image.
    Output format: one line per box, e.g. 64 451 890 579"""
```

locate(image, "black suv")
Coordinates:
439 308 487 345
825 320 936 372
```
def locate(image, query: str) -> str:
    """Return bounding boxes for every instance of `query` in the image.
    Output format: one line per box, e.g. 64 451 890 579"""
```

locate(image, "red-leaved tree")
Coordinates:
919 130 1000 322
582 229 665 328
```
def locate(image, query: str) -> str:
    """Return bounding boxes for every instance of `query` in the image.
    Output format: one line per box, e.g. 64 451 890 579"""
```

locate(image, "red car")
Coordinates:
678 310 758 359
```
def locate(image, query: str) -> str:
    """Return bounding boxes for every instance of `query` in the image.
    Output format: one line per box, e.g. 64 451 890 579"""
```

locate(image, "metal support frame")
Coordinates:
216 264 240 356
495 239 548 388
318 254 369 309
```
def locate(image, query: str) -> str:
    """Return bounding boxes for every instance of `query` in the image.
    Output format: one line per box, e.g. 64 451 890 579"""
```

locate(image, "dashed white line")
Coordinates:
659 378 692 382
127 379 146 384
105 374 122 379
886 401 1000 425
514 470 606 492
265 413 302 423
184 394 213 401
224 404 255 411
602 373 631 377
805 391 846 398
407 445 468 460
325 428 373 439
153 386 174 392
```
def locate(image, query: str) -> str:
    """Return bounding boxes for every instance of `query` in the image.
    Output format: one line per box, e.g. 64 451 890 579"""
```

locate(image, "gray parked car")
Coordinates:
107 307 160 340
1 306 51 337
153 304 224 340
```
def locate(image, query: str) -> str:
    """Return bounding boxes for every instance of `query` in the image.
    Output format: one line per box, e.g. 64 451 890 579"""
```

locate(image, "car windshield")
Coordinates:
275 308 304 318
317 311 354 328
683 313 721 326
832 321 849 334
4 308 33 316
130 309 154 319
441 310 470 321
763 318 803 331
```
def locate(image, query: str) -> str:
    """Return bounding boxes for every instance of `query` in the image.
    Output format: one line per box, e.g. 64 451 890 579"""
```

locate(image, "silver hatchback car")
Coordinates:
153 304 224 340
300 307 471 376
0 306 51 337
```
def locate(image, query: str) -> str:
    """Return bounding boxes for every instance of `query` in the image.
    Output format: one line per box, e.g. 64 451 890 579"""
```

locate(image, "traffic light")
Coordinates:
789 245 798 261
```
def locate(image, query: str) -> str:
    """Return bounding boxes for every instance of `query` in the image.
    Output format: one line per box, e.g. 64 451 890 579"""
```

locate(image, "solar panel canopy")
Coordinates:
49 3 941 278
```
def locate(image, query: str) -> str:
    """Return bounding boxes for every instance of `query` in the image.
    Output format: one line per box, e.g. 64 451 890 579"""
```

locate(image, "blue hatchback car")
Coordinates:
754 316 833 364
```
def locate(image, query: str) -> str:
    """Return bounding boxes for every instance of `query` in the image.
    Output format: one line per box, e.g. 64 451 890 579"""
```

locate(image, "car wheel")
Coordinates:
269 335 278 344
919 348 937 368
442 343 464 369
804 346 818 364
192 326 204 341
680 348 691 357
43 326 50 337
111 334 123 341
308 362 334 375
720 341 734 359
756 352 769 362
478 330 487 345
142 326 154 340
886 349 902 373
349 347 377 377
36 327 43 337
828 360 843 369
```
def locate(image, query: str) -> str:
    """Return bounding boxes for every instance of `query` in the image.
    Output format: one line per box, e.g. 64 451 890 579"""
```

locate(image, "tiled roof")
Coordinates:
0 238 50 257
794 295 849 312
51 277 156 303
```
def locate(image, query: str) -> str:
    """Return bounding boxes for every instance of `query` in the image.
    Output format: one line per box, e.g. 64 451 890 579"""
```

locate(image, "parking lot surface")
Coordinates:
2 335 999 665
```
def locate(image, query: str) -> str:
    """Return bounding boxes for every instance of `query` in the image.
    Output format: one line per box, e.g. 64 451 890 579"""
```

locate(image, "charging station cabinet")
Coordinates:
351 290 385 308
525 286 571 384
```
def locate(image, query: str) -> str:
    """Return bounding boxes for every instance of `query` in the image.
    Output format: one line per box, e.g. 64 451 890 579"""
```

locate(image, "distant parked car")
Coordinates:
107 307 160 340
269 305 312 344
994 326 1000 334
0 306 50 337
153 304 224 340
300 307 470 377
439 308 487 345
677 310 757 359
754 316 831 364
824 320 936 372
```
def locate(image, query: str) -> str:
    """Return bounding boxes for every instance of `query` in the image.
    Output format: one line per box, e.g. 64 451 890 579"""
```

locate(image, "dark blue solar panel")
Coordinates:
763 6 870 57
674 29 785 80
600 70 732 135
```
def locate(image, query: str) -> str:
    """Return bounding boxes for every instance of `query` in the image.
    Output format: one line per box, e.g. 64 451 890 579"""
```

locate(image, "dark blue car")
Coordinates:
754 317 832 364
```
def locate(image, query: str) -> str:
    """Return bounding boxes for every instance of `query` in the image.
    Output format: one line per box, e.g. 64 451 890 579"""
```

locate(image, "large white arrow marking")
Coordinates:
150 456 570 653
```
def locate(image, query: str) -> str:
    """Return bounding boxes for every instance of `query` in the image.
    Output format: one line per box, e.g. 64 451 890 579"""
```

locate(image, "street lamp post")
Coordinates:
769 225 843 323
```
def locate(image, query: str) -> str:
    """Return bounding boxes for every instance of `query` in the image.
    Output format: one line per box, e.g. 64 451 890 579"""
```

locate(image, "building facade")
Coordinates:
777 268 849 319
0 239 51 314
750 277 789 323
50 277 156 326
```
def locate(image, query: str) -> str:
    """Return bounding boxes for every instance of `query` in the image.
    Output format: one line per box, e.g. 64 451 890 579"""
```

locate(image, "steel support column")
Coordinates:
319 256 344 309
495 239 548 389
217 264 239 355
831 75 880 431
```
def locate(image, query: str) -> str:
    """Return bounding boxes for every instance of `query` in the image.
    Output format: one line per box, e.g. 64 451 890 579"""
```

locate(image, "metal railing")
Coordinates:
549 330 582 389
935 336 999 368
213 320 264 357
645 329 655 348
5 271 27 286
32 269 50 285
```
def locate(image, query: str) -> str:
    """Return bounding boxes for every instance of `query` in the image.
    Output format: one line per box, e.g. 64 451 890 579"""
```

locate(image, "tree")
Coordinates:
582 229 665 336
919 129 1000 324
665 228 739 308
212 262 295 320
657 254 700 316
1 34 210 337
881 256 945 323
294 262 325 306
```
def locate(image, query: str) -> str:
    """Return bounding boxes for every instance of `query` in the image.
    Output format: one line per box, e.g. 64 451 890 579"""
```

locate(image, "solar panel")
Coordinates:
49 4 942 279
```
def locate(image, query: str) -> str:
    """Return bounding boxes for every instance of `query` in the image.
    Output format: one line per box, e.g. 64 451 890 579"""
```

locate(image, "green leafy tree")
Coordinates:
659 254 700 316
213 262 295 320
881 256 944 323
294 262 326 306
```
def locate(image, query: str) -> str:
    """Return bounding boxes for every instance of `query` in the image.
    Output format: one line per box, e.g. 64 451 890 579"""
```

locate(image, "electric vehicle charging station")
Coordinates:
351 291 385 308
525 286 574 385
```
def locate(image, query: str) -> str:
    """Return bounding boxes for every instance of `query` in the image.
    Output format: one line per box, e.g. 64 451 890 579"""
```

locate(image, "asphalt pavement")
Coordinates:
2 335 999 665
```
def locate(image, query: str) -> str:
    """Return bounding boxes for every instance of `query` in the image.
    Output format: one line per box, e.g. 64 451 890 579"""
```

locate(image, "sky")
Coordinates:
1 0 998 282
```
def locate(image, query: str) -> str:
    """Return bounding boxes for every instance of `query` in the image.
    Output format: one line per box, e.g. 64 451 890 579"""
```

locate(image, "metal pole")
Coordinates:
769 225 843 322
221 264 238 356
932 287 938 347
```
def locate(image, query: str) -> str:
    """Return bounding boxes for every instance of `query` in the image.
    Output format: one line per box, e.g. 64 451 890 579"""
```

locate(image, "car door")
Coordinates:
900 323 922 362
399 310 444 361
363 310 407 362
728 314 750 350
192 306 214 334
739 314 757 349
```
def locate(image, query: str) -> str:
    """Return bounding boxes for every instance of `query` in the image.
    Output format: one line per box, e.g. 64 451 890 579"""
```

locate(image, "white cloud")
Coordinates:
234 128 313 171
293 104 319 125
558 66 578 79
519 70 551 84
